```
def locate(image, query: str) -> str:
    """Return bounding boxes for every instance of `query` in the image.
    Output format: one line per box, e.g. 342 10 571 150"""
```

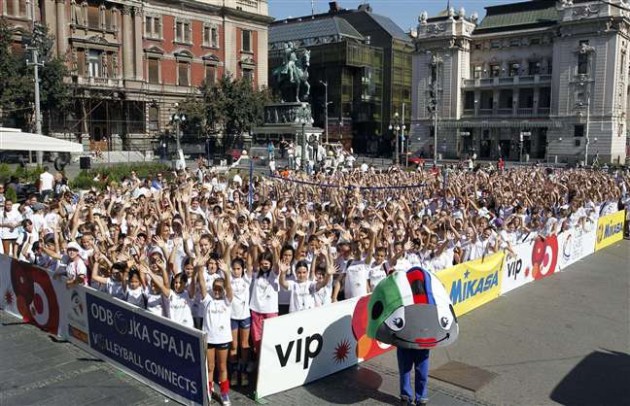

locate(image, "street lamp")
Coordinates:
584 94 591 166
170 102 186 170
429 54 445 165
389 111 401 165
319 80 331 144
296 103 313 172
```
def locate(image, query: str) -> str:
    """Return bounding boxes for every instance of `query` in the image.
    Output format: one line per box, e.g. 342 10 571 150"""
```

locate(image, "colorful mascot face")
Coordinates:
367 267 458 349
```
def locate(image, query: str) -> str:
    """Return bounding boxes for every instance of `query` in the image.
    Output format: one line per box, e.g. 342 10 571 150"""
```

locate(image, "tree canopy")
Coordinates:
181 74 272 148
0 18 71 131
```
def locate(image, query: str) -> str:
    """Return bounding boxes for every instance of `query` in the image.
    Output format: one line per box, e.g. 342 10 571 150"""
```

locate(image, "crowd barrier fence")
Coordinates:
0 210 626 402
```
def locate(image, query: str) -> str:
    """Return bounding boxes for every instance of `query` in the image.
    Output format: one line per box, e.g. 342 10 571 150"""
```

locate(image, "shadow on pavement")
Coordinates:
304 366 399 405
550 349 630 405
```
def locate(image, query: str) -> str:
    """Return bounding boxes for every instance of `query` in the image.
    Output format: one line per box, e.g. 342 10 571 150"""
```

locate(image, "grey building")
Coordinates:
411 0 629 165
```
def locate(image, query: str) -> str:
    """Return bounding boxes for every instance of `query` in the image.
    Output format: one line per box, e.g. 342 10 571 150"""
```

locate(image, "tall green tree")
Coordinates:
185 74 271 149
0 17 71 131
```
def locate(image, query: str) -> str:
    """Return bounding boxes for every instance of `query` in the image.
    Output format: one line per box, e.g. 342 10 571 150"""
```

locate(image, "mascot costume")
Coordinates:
367 266 458 406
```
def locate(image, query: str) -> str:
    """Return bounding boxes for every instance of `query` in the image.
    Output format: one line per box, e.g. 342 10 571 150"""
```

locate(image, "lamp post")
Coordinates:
170 103 186 170
519 131 531 163
389 111 401 165
296 103 313 172
26 0 43 165
320 80 330 144
584 94 591 166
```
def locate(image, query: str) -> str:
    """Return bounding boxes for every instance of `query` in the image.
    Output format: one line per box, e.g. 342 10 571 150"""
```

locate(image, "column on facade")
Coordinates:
513 88 519 115
521 58 528 76
541 57 549 74
12 0 19 16
56 0 67 57
533 87 540 115
493 89 500 114
122 6 133 80
133 7 143 80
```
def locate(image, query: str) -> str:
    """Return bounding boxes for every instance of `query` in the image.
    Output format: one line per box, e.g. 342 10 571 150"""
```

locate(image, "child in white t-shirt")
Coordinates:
228 258 252 386
197 260 233 406
124 268 147 309
368 246 390 291
279 256 334 313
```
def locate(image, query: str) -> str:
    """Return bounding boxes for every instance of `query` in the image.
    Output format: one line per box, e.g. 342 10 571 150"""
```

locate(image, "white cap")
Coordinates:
67 242 81 251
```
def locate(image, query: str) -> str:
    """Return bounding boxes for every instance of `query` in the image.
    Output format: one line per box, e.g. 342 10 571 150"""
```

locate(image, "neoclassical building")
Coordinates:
411 0 629 164
1 0 271 149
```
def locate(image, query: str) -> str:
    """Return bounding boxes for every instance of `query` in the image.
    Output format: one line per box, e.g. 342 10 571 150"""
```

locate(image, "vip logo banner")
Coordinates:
437 252 505 316
500 235 560 295
84 289 207 406
595 211 624 251
257 298 360 398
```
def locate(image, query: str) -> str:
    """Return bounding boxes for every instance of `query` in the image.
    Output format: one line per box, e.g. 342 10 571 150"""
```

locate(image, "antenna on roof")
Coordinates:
446 0 451 13
311 0 315 17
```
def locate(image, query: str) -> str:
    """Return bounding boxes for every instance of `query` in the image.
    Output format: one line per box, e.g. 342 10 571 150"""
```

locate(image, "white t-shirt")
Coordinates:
106 278 125 300
343 260 369 299
40 171 54 192
66 258 87 285
314 278 333 307
368 261 389 289
285 280 317 313
230 275 252 320
192 271 223 318
168 290 194 329
125 286 147 309
0 210 23 239
146 291 168 318
249 271 280 314
201 294 232 344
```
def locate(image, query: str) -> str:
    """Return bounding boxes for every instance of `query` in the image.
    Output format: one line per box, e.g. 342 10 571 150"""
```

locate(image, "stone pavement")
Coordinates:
2 241 628 406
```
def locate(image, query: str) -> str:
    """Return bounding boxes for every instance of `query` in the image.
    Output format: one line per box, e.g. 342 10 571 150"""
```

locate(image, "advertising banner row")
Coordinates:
0 210 625 402
256 210 625 397
0 256 207 406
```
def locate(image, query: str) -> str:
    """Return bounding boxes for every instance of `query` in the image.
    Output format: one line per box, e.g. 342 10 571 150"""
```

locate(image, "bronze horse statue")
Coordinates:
272 48 311 102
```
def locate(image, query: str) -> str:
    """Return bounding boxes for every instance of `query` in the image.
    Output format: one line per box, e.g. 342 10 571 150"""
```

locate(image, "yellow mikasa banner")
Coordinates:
436 252 505 316
595 210 625 251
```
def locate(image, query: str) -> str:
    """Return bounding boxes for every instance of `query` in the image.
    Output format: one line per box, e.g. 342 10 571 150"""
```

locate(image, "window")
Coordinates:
87 4 100 29
242 29 252 52
574 125 584 138
242 67 253 82
473 65 482 79
528 61 540 75
6 0 16 16
145 16 162 39
88 50 103 77
148 58 160 84
490 64 501 77
509 62 519 77
464 91 475 110
149 106 159 131
578 40 589 75
203 26 211 46
205 65 216 85
175 20 191 43
178 61 190 86
212 27 219 48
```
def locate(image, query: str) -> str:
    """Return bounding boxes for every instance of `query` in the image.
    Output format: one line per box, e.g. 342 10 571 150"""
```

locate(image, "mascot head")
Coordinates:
367 267 458 349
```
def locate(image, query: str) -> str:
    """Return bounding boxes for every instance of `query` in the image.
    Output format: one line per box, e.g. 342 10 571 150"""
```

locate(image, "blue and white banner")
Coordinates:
68 288 207 406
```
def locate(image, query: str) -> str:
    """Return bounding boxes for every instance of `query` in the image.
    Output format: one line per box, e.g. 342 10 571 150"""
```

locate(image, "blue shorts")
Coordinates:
231 317 252 330
207 342 231 350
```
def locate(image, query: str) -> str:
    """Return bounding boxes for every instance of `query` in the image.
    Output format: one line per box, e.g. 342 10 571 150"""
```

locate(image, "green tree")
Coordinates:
0 17 71 131
186 74 271 149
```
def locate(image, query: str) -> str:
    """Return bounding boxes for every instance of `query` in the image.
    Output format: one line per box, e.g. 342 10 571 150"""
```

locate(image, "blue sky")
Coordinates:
269 0 521 31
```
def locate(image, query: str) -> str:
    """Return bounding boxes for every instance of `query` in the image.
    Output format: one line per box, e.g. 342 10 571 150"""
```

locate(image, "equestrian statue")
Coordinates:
271 42 311 102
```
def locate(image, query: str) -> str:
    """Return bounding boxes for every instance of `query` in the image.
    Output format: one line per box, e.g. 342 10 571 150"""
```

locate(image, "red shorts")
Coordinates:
250 310 278 343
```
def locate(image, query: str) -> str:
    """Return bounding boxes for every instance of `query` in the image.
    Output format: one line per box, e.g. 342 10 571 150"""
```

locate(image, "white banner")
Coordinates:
256 297 361 398
557 227 596 271
500 234 561 295
0 255 71 337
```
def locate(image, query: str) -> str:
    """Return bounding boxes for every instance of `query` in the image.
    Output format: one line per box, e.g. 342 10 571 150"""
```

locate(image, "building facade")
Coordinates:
411 0 630 164
269 2 412 155
269 14 384 153
1 0 271 149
